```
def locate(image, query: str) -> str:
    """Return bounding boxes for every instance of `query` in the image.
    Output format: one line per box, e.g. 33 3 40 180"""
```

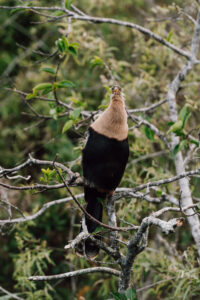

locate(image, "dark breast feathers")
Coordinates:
82 127 129 191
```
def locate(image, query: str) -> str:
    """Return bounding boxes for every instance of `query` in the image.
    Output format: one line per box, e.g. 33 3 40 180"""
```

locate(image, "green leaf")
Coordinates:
33 83 53 94
41 67 56 75
56 39 64 52
179 105 191 129
70 42 80 48
10 8 24 15
62 120 73 133
40 176 46 183
26 93 36 100
65 0 74 9
93 225 102 234
54 80 75 89
126 288 138 300
56 37 69 53
167 121 174 126
166 30 173 42
41 168 50 175
112 292 127 300
167 120 183 134
41 86 53 95
68 45 77 56
172 140 187 157
182 112 191 129
144 126 154 140
179 104 190 121
190 139 199 146
156 190 162 197
71 107 82 120
172 144 180 157
90 56 104 67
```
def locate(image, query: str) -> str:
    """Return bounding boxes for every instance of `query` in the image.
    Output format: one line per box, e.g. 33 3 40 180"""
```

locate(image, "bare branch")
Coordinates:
29 267 120 281
0 181 68 192
64 231 89 250
0 285 24 300
136 276 176 293
129 98 167 113
69 15 191 59
0 5 191 59
6 174 31 181
130 150 169 164
106 196 120 251
0 194 83 225
0 154 75 180
0 5 63 11
118 215 184 292
151 203 200 217
124 167 200 193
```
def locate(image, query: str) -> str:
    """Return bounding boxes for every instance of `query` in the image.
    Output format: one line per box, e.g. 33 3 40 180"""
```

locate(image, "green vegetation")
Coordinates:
0 0 200 299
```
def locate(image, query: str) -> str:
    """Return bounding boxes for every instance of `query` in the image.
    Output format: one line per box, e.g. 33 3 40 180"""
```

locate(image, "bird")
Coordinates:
75 85 129 258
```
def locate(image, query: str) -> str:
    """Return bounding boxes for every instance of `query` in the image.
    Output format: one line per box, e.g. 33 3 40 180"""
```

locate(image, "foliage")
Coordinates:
0 0 200 299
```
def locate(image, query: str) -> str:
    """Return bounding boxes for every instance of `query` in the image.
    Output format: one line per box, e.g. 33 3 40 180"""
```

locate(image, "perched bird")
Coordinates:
76 85 129 257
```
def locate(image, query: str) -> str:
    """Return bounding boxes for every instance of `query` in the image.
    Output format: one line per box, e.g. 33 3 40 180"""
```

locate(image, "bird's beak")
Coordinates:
114 87 119 94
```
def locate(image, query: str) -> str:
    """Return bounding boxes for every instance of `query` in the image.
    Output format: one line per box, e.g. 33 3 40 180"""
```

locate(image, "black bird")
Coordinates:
76 85 129 257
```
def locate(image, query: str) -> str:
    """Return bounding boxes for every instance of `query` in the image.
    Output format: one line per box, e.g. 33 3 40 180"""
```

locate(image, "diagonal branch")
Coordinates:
0 286 24 300
0 194 83 225
0 153 75 179
0 5 191 59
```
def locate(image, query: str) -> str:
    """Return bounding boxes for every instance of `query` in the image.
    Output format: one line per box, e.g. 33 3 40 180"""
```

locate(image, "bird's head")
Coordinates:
111 85 122 96
111 85 125 103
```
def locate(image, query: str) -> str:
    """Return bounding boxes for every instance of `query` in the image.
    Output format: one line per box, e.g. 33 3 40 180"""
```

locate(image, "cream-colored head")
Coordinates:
91 85 128 141
111 85 125 102
111 85 122 96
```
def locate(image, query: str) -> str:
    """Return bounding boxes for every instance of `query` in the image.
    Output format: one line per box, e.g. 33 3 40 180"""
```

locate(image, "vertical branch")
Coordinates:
167 9 200 256
106 196 119 252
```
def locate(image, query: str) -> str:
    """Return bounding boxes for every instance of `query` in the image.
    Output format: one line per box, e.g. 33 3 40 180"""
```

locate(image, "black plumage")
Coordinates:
83 127 129 191
75 85 129 258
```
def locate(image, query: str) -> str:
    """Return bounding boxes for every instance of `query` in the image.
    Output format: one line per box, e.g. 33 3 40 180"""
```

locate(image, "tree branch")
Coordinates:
0 194 83 225
118 215 184 292
167 7 200 256
0 5 191 59
0 286 24 300
29 267 120 281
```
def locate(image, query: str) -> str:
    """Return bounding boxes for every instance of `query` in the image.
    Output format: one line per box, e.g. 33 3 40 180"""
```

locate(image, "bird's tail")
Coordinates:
75 186 107 258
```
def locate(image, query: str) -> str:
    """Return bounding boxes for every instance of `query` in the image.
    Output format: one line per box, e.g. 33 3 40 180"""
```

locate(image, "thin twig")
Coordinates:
0 286 24 300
